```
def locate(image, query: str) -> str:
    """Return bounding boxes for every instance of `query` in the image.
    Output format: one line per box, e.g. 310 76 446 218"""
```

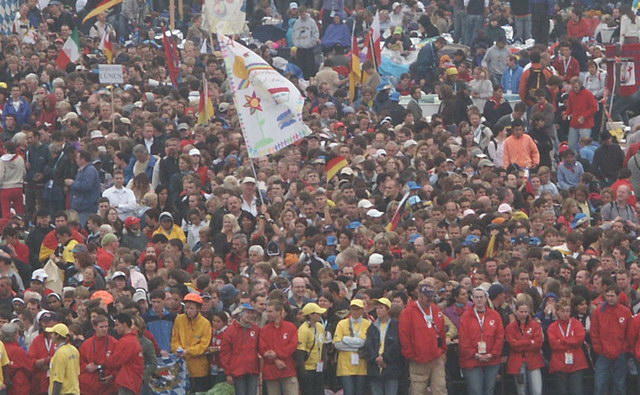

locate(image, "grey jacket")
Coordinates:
292 17 319 49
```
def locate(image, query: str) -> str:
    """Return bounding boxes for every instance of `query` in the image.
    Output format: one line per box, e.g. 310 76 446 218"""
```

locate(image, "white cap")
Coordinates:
111 271 126 280
463 209 476 217
289 1 298 8
498 203 512 213
358 199 374 209
90 130 103 139
366 209 385 218
242 176 256 184
375 149 387 158
188 148 201 156
61 112 78 122
403 139 418 148
31 268 48 282
133 289 147 303
368 253 384 265
340 167 354 176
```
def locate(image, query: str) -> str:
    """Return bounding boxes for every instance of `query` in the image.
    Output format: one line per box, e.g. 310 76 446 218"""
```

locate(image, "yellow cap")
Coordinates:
350 299 365 309
45 323 69 337
445 67 458 76
301 302 327 316
374 298 392 308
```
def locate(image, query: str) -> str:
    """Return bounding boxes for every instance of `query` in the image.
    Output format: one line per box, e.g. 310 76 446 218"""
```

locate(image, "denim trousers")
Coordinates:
234 374 259 395
463 364 501 395
568 128 592 153
555 370 584 395
514 364 542 395
370 377 399 395
463 15 484 46
594 354 627 395
514 15 532 42
341 375 366 395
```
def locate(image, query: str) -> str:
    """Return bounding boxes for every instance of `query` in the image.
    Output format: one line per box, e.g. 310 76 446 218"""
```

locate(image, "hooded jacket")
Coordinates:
398 300 447 364
590 302 631 359
220 320 260 377
0 153 26 189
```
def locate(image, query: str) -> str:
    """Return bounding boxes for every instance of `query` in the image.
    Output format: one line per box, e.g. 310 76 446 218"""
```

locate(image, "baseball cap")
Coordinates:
358 199 374 209
111 271 126 280
101 233 118 247
374 297 392 308
301 303 327 316
350 299 365 309
177 123 189 131
90 130 103 139
124 216 141 227
31 268 48 283
368 253 384 265
159 211 174 221
188 148 201 156
366 209 384 218
71 244 89 254
45 323 69 337
91 290 114 305
478 159 495 168
242 177 256 184
289 1 298 8
498 203 512 213
133 289 147 303
420 283 436 296
326 236 337 246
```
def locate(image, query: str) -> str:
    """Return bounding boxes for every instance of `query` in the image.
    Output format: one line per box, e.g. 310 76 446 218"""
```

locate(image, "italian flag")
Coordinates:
56 29 81 70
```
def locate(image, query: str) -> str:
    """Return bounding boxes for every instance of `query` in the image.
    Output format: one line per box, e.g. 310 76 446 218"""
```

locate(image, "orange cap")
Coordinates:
90 290 114 306
183 293 204 305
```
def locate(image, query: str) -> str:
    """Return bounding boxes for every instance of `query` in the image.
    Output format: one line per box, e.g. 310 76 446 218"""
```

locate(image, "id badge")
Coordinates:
350 352 360 365
477 341 487 354
564 352 574 365
316 362 324 372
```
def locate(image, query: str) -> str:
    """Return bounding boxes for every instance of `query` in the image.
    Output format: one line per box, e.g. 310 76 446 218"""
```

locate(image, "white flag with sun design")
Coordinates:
219 35 310 158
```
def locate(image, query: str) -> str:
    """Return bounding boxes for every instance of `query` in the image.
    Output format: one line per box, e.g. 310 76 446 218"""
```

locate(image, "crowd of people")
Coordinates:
0 0 640 393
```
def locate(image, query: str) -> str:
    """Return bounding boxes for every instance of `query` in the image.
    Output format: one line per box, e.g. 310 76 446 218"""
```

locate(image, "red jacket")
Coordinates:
5 340 33 395
27 333 57 394
79 335 118 394
258 321 298 380
220 321 260 377
398 300 446 363
96 248 115 272
630 314 640 360
505 318 544 374
553 56 580 82
458 307 504 369
565 88 598 129
105 332 144 393
547 318 588 373
591 302 632 359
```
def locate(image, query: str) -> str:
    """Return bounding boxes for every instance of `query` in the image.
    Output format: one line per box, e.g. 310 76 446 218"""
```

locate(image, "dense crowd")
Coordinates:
0 0 639 394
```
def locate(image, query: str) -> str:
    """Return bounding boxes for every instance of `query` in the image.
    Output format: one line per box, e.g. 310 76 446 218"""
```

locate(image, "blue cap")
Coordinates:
407 195 421 206
326 236 337 246
571 213 588 229
408 233 421 243
389 91 400 102
464 235 480 244
376 82 393 92
407 181 422 190
239 303 255 311
347 221 363 229
528 237 541 246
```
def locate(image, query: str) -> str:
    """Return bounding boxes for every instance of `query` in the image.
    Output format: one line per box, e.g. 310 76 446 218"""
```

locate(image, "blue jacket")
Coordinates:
411 43 438 79
579 143 599 164
71 163 101 213
557 161 584 190
501 65 523 94
3 97 31 127
321 22 350 49
125 155 158 184
143 308 176 351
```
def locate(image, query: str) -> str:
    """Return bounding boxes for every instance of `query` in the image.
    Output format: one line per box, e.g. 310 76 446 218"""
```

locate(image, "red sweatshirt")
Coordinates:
565 88 598 129
220 321 260 377
79 335 118 394
258 321 298 380
591 302 632 359
505 318 544 374
27 333 57 394
553 56 580 82
547 318 588 373
458 307 504 369
105 332 144 393
5 341 33 395
398 300 446 363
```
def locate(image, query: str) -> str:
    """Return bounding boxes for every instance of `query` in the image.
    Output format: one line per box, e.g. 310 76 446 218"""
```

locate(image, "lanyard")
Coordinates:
416 302 433 327
45 337 54 353
563 57 571 74
558 320 572 337
474 308 486 331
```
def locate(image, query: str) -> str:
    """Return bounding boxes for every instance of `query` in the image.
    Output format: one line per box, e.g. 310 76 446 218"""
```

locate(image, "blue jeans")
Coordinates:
234 374 258 395
341 375 366 395
568 128 591 153
370 377 399 395
514 15 532 42
464 14 484 46
514 365 542 395
463 364 501 395
453 9 467 43
555 370 584 395
594 354 627 395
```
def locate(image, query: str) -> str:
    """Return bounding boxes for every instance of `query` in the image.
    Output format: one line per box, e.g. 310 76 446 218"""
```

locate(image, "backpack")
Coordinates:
525 68 547 103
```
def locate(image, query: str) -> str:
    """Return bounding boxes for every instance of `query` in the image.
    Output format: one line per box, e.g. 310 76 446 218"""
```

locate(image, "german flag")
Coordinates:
82 0 122 23
386 192 410 231
326 156 348 181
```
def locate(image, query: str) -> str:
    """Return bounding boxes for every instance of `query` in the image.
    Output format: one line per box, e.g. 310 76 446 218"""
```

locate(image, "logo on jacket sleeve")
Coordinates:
619 317 625 324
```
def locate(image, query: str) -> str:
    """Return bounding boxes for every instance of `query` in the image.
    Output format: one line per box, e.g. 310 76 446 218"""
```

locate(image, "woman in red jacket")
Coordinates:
505 301 544 395
458 287 504 395
547 299 588 395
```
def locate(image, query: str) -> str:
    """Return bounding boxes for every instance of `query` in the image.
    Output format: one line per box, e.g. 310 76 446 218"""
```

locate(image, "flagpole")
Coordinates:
249 157 266 207
110 85 115 134
169 0 175 30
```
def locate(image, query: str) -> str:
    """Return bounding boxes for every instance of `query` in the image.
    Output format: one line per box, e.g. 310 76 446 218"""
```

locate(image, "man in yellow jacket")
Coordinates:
334 299 371 395
153 212 187 243
171 293 212 394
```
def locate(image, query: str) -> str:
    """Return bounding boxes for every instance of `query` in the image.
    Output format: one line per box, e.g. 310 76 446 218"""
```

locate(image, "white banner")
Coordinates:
98 64 124 84
201 0 246 35
219 35 310 158
621 61 636 87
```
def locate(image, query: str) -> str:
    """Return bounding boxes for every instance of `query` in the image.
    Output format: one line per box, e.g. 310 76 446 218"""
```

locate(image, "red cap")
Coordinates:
124 216 141 227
